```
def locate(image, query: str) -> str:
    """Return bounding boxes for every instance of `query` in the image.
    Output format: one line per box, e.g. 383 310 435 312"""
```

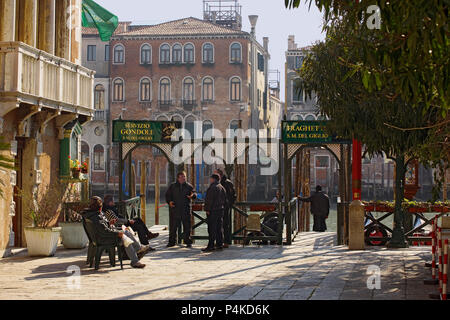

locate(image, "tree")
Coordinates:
299 29 441 247
285 0 449 114
0 137 14 198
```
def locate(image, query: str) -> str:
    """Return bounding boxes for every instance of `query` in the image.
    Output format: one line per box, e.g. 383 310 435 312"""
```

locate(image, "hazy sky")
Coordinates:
95 0 325 99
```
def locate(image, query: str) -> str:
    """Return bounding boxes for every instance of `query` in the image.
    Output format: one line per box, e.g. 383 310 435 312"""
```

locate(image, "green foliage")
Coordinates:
285 0 449 113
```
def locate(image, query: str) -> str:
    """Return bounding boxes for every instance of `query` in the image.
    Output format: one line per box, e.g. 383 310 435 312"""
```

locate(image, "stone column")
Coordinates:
55 0 71 60
70 0 82 64
38 0 56 55
0 0 16 41
17 0 38 47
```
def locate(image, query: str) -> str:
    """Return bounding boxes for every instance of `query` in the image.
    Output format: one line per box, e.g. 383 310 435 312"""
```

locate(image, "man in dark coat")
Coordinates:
83 196 150 268
203 174 227 252
103 195 159 246
215 168 236 248
165 171 197 248
298 185 330 232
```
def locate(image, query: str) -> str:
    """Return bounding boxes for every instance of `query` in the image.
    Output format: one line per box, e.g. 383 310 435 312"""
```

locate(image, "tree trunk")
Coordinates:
388 154 408 248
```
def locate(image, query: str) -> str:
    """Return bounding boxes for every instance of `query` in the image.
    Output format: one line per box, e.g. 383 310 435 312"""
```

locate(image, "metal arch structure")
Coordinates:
281 120 353 245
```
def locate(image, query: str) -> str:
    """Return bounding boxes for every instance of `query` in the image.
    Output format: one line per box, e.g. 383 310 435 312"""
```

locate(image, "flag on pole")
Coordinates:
82 0 119 42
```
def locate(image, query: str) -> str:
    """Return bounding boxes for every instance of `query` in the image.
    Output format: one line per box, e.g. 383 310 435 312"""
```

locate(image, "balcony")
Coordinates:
182 99 197 111
93 110 107 121
158 100 173 111
0 41 95 116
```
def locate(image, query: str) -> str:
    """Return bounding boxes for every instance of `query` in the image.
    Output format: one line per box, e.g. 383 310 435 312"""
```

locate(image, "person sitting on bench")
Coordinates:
84 196 150 269
103 195 159 247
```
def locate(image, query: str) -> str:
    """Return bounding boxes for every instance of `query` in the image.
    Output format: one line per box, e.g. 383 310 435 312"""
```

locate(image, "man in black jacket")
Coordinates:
203 174 227 252
298 185 330 232
165 171 197 248
83 197 150 268
215 168 236 248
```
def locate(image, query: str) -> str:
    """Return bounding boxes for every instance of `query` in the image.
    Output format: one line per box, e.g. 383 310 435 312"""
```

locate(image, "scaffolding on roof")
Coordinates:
203 0 242 30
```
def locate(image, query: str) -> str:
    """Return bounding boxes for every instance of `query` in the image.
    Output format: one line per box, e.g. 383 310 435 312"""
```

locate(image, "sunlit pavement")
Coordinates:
0 231 434 300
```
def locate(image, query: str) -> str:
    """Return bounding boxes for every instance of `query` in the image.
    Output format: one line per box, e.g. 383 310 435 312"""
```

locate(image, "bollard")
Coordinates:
348 200 365 250
432 219 437 279
443 239 448 300
439 228 442 295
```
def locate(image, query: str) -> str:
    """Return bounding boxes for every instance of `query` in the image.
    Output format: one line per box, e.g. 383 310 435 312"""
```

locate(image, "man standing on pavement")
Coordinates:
165 171 197 248
215 168 236 248
203 174 227 252
297 185 330 232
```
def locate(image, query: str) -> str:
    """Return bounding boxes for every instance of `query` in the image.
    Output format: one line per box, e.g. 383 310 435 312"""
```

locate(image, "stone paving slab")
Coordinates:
0 232 436 300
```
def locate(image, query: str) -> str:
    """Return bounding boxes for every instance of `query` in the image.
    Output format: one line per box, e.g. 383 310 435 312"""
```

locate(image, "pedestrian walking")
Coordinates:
298 185 330 232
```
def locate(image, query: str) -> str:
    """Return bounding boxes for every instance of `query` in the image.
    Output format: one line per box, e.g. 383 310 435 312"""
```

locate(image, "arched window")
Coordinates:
203 120 213 140
230 77 241 102
159 78 171 103
93 145 105 170
202 43 214 63
202 77 214 102
113 44 124 64
81 141 89 164
140 44 151 64
185 116 196 138
184 43 194 63
113 78 124 101
94 84 105 110
291 114 303 121
229 120 240 138
140 78 151 102
305 115 316 121
172 44 182 63
230 43 242 63
160 44 170 63
183 77 195 103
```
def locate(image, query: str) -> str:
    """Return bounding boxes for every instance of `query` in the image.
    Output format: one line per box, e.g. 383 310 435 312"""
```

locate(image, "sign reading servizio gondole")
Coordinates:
112 120 182 143
281 120 350 144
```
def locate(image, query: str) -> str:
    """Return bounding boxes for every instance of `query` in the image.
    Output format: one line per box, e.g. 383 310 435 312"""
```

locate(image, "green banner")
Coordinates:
281 120 350 144
112 120 182 143
82 0 119 42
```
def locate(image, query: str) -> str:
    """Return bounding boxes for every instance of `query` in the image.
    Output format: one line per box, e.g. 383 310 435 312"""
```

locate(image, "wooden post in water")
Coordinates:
155 161 160 225
140 161 147 224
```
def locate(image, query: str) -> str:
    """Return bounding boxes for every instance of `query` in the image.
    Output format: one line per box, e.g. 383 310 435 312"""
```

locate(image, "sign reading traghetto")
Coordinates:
281 120 350 144
112 120 182 143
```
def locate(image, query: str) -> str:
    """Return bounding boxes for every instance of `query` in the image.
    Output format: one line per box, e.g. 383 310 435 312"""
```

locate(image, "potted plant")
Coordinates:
59 202 89 249
69 156 81 179
23 181 68 257
81 161 88 174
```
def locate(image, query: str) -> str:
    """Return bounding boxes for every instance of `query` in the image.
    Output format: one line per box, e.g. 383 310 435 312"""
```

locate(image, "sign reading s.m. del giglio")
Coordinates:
281 120 351 144
112 120 182 143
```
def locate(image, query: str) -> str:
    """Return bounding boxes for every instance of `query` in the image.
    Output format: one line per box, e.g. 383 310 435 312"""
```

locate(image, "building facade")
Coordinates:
100 16 273 197
0 0 94 255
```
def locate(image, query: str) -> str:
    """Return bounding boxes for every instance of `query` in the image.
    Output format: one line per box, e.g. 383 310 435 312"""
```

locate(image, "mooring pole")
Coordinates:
140 161 147 224
119 144 123 201
155 161 160 225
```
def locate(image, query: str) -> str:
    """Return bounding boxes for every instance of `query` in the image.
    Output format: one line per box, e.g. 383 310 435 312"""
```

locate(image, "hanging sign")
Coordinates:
112 120 182 143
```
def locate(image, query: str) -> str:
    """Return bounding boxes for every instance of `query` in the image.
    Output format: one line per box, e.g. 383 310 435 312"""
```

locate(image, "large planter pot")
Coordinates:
24 227 62 257
59 222 89 249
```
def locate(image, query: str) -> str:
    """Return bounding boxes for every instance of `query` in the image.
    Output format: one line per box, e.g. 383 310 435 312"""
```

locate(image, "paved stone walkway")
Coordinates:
0 232 436 300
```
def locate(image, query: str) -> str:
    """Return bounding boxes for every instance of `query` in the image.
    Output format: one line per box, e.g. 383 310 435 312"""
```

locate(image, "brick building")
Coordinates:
86 15 278 197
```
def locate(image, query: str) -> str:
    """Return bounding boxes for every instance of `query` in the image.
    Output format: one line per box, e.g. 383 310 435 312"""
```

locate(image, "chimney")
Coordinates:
263 37 269 52
288 35 295 50
248 15 258 36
